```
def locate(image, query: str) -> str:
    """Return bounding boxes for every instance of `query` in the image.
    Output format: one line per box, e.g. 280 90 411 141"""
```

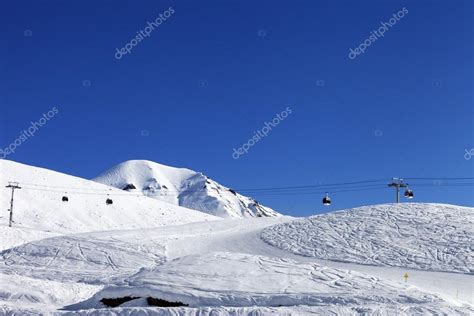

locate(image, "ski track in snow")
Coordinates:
64 252 468 315
0 161 473 314
1 215 472 314
1 233 167 284
261 203 474 274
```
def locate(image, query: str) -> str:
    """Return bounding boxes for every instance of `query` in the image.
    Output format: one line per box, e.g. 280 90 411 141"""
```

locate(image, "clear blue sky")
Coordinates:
1 0 473 216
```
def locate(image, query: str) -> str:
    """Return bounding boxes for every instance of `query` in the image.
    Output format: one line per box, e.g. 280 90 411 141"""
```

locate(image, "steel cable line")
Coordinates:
245 184 387 195
17 179 390 193
255 183 474 196
12 178 474 197
234 179 389 192
222 178 474 193
19 183 474 197
18 183 389 196
254 186 389 196
410 184 474 187
404 177 474 180
17 185 375 196
19 186 137 196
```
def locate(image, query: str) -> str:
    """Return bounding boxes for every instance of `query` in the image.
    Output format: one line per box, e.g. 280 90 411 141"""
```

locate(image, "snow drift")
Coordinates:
93 160 280 218
261 203 474 273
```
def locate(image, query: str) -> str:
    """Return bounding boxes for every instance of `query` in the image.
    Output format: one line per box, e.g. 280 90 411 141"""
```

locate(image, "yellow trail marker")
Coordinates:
403 272 409 283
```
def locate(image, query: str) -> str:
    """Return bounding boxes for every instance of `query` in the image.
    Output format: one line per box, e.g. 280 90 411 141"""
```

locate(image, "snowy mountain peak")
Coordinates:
0 160 217 247
93 160 280 218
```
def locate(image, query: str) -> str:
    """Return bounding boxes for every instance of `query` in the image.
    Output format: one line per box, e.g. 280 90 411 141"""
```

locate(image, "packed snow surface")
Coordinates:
93 160 280 218
1 234 166 283
0 225 59 251
66 252 462 314
58 304 472 316
0 215 472 314
261 203 474 273
0 160 472 315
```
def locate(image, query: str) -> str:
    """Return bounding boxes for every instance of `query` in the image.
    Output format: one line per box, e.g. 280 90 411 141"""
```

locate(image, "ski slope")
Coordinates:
93 160 280 218
0 160 472 314
66 252 464 314
1 215 472 314
0 225 59 251
0 160 218 249
261 203 474 273
1 234 166 284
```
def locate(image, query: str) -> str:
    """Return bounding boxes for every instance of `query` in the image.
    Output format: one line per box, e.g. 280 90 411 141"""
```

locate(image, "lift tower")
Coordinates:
388 178 407 203
6 182 21 227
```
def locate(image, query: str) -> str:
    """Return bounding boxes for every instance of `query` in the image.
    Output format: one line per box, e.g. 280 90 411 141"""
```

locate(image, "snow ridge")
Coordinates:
93 160 280 218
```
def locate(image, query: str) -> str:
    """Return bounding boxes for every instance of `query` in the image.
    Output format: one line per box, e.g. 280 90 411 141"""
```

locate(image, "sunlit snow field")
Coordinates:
0 160 473 315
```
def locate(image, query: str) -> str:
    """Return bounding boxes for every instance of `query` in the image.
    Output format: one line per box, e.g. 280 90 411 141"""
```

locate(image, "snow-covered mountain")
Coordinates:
0 160 217 249
1 159 472 314
93 160 280 218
